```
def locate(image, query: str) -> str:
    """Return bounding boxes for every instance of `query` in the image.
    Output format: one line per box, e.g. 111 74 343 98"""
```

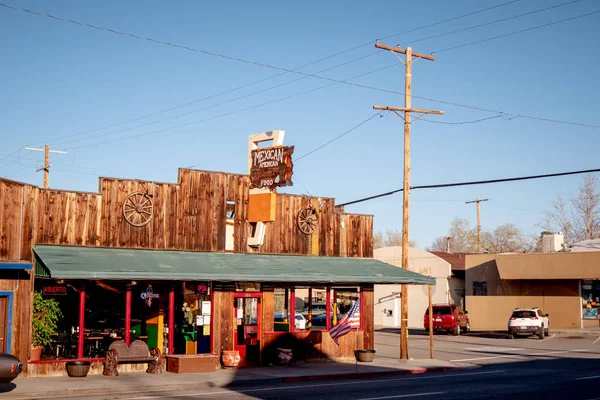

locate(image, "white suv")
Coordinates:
507 308 550 339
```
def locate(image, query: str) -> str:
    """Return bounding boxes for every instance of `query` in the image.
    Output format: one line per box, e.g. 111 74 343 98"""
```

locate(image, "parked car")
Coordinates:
0 353 22 383
309 313 335 329
274 312 307 330
423 304 470 335
507 308 549 339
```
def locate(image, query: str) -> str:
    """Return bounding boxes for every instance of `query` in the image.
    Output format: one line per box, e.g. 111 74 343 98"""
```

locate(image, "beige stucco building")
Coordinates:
466 251 600 330
374 247 451 329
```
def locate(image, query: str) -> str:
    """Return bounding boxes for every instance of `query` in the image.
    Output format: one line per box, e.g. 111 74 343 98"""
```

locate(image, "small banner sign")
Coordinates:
250 145 294 189
197 282 209 295
43 285 67 295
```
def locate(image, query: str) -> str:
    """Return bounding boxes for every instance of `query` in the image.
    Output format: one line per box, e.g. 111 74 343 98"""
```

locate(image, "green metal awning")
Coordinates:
33 245 434 285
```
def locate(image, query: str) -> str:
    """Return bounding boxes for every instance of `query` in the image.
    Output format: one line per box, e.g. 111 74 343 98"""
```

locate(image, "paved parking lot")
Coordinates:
375 328 600 367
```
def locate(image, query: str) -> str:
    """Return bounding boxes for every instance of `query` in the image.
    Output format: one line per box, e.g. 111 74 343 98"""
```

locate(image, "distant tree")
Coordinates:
482 223 534 253
373 229 418 249
429 217 478 253
540 174 600 245
429 218 532 254
373 231 383 249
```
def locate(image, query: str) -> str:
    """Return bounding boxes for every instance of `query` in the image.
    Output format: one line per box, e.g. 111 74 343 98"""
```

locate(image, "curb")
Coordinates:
5 366 468 398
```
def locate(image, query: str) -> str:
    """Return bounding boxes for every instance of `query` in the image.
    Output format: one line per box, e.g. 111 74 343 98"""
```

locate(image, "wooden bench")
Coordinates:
102 340 162 376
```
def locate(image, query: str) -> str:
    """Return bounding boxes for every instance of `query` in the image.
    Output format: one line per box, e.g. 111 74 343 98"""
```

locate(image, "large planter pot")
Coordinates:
66 361 91 378
30 346 44 362
221 350 240 368
355 349 376 362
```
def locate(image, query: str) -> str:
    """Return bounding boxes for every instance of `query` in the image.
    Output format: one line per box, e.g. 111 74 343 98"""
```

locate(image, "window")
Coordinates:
473 282 488 296
511 310 536 318
582 280 600 319
273 288 291 332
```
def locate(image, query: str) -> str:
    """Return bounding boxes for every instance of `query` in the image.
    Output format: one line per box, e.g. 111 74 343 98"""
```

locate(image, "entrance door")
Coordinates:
0 297 8 353
233 293 261 366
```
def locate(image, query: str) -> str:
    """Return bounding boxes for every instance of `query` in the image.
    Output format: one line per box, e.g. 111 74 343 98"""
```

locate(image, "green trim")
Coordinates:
32 245 435 285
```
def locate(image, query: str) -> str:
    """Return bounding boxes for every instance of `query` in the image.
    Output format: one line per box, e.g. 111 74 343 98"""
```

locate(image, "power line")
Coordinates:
6 0 597 150
336 168 600 207
433 9 600 53
421 115 504 125
404 0 584 47
295 112 386 162
8 1 522 147
49 50 385 147
66 64 398 150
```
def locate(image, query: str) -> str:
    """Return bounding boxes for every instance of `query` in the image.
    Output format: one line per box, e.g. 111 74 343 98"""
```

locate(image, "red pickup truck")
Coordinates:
424 304 470 336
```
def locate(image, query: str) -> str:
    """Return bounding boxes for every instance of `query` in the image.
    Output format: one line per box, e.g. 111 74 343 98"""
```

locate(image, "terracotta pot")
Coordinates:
221 350 240 368
30 346 44 362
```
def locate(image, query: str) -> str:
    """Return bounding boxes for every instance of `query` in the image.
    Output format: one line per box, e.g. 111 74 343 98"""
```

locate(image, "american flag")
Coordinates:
328 299 360 345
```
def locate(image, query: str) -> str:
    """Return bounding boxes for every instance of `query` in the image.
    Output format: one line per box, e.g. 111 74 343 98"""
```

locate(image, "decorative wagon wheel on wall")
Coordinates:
296 205 318 235
123 191 154 227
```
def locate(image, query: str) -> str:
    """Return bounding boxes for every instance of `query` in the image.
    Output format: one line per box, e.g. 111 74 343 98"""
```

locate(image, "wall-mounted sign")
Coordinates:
43 285 67 295
197 282 209 295
250 145 294 189
140 284 159 306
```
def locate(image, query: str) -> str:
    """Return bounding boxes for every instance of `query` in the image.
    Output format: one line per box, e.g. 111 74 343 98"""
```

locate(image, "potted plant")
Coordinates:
31 291 62 361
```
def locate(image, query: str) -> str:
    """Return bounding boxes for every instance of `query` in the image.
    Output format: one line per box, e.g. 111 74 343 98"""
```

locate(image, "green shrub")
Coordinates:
31 291 62 347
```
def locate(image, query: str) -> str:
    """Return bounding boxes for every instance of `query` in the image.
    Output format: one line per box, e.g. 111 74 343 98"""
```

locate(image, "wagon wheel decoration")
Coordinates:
296 206 318 235
123 191 154 227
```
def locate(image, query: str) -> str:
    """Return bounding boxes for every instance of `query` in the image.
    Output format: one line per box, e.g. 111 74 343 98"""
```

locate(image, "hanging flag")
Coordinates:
328 299 360 345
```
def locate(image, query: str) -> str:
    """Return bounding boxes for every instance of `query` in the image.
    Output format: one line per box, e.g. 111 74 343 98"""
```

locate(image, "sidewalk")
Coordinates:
0 357 469 398
377 327 600 338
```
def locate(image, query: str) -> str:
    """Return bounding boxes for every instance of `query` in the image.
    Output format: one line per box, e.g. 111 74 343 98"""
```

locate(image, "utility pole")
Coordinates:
373 42 444 360
465 198 489 253
24 145 67 189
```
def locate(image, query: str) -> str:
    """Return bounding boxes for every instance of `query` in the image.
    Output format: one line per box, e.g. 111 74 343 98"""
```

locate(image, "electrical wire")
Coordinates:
295 112 386 162
420 115 504 125
336 168 600 207
403 0 584 47
433 9 600 53
48 50 385 147
66 64 397 150
6 0 598 150
15 0 520 147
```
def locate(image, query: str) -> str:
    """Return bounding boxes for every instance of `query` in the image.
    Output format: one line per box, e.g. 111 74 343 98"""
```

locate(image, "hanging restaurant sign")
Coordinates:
250 145 294 189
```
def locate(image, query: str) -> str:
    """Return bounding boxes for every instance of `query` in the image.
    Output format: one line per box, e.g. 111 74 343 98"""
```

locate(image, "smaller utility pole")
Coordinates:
24 145 67 189
465 198 489 253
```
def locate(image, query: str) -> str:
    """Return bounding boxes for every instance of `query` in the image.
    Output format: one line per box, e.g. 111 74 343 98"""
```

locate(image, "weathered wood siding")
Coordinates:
0 180 24 260
256 195 338 256
36 190 101 246
334 213 374 258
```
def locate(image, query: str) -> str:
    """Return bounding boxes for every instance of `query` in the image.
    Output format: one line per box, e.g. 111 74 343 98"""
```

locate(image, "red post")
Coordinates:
168 286 175 355
78 287 85 359
290 288 295 333
326 286 331 330
125 285 132 346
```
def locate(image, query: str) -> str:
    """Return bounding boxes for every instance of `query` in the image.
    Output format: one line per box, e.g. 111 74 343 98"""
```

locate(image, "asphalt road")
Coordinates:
23 332 600 400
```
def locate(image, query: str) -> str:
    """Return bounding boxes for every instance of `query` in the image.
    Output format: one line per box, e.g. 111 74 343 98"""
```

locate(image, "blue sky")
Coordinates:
1 0 599 249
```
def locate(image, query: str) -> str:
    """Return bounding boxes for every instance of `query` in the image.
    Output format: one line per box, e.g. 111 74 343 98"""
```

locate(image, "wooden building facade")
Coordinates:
0 168 431 376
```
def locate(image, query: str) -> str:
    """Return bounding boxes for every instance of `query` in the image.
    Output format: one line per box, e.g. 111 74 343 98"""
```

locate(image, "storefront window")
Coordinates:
273 288 291 332
582 280 600 319
331 287 360 330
